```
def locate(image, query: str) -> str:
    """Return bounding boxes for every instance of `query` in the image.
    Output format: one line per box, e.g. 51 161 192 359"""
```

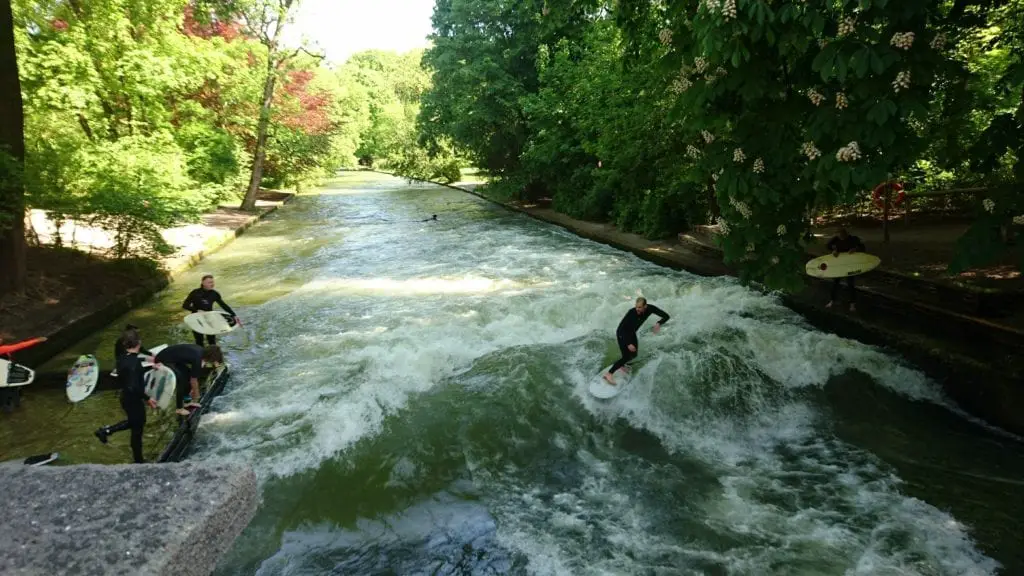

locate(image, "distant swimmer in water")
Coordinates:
421 214 438 222
603 297 670 386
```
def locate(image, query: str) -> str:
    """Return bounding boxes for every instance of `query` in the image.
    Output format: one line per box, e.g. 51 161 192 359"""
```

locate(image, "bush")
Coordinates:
72 133 209 258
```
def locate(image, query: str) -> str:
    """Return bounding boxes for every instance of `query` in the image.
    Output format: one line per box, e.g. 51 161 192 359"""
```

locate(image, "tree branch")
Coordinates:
276 44 325 68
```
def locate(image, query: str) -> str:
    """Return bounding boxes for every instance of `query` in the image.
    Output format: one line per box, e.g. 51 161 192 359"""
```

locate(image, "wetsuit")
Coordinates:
0 337 45 357
111 330 149 378
113 339 150 365
100 352 151 463
825 234 866 304
609 305 670 374
156 344 203 409
182 288 236 346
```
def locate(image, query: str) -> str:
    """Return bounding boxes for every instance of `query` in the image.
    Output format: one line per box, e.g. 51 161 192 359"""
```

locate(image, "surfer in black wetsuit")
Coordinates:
182 274 240 347
94 328 159 463
604 297 670 385
110 324 150 378
421 214 438 222
156 344 224 416
825 227 866 312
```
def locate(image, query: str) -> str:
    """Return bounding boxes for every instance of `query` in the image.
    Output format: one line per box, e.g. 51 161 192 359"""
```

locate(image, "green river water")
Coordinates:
4 171 1024 575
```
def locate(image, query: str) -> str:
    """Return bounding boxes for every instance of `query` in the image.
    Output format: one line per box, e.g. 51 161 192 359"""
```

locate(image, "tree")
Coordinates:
419 0 601 181
339 48 462 182
0 0 26 294
949 0 1024 273
233 0 321 211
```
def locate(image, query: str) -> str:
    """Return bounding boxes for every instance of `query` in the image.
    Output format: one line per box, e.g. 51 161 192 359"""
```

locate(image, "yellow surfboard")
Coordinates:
805 252 881 279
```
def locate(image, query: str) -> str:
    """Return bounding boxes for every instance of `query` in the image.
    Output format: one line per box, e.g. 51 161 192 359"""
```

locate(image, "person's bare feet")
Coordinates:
602 372 617 386
826 300 834 309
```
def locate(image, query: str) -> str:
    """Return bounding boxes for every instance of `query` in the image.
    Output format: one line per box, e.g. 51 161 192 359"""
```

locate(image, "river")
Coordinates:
26 172 1024 574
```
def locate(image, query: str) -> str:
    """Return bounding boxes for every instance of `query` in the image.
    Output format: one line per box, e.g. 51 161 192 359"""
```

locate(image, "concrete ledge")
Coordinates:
0 462 258 576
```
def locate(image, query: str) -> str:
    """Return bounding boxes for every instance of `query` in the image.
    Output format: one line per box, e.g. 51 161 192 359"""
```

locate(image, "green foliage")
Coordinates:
420 0 1024 287
176 122 245 200
339 48 465 182
422 2 707 238
74 134 208 258
10 0 364 261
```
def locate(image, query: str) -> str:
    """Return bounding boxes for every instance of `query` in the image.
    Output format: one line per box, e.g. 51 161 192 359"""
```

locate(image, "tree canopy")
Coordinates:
419 0 1024 289
1 0 455 291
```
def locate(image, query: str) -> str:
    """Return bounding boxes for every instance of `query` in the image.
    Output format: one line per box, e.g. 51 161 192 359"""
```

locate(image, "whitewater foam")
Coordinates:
192 176 1000 575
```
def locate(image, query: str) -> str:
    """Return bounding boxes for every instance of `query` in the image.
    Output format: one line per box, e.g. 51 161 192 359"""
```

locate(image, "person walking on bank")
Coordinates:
825 227 866 312
182 274 241 347
94 328 159 463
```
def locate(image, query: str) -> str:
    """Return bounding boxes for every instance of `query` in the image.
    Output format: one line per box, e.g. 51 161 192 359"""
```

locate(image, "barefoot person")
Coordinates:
94 328 159 463
155 343 224 416
182 274 240 347
825 227 866 312
603 297 670 386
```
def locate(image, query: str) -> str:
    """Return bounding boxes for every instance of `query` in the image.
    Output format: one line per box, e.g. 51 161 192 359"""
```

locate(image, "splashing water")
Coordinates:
103 174 1015 574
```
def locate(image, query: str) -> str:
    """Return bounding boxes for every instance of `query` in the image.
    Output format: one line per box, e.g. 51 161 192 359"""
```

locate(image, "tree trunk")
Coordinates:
240 58 278 211
0 0 27 295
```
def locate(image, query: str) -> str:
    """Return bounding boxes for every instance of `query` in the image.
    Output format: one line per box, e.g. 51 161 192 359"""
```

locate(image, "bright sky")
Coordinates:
287 0 437 65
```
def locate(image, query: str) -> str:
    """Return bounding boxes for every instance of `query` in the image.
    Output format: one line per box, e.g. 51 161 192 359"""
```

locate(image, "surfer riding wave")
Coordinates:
604 297 669 386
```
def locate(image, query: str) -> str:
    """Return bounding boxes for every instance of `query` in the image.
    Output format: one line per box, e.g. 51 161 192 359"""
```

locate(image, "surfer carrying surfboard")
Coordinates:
603 297 670 385
825 228 866 312
94 328 160 463
182 275 240 347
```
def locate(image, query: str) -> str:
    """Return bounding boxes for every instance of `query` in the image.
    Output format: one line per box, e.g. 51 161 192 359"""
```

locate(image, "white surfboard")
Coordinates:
144 364 177 410
805 252 881 278
140 344 168 367
0 359 35 388
66 355 100 403
184 311 237 336
588 363 634 399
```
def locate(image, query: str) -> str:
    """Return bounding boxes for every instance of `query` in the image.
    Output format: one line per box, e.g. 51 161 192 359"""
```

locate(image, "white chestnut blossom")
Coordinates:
836 141 862 162
890 32 915 50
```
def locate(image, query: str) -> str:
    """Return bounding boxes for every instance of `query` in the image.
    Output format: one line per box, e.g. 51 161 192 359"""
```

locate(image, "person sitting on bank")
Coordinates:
94 328 159 463
156 343 224 416
825 227 866 312
182 274 240 347
0 336 47 357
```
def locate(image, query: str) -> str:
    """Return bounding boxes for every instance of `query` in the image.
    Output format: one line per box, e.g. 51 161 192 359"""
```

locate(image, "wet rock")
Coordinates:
0 461 258 576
